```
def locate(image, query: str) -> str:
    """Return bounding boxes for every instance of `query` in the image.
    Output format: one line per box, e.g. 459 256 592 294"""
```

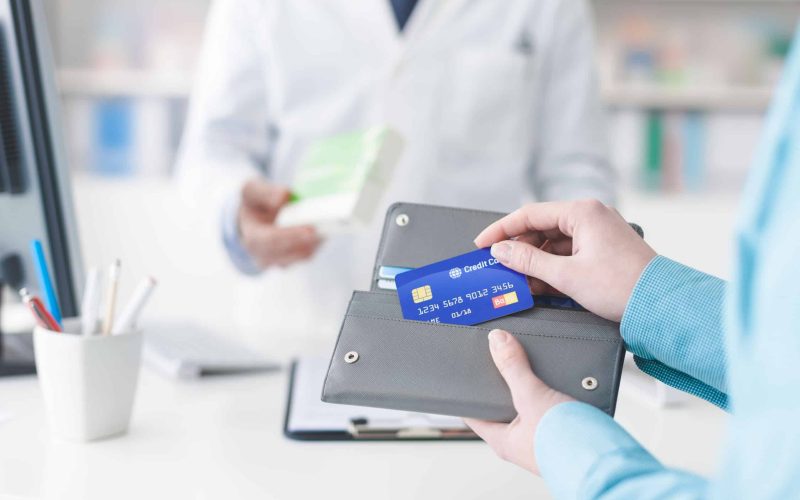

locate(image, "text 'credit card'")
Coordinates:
395 248 534 326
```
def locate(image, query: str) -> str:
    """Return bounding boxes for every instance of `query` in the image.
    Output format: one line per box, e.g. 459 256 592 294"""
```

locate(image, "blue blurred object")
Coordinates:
389 0 418 31
683 112 706 192
93 98 133 176
30 239 62 325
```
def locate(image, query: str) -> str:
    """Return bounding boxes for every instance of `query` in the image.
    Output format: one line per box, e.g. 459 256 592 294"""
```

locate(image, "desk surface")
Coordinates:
0 364 725 500
0 177 731 499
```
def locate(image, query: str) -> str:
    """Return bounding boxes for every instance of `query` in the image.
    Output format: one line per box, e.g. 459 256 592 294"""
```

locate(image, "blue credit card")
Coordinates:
395 248 534 326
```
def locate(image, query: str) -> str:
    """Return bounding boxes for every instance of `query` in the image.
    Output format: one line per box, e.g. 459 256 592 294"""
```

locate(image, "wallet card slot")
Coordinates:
347 291 619 340
344 314 623 345
322 314 624 421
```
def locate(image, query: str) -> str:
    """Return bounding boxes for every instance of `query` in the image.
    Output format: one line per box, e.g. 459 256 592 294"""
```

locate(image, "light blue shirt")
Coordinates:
534 26 800 499
221 195 262 275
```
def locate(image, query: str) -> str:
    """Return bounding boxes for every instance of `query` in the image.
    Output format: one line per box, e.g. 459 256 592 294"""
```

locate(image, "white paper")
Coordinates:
287 356 467 433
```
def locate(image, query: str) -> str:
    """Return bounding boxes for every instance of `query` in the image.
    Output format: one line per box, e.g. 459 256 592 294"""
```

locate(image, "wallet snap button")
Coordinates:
395 214 409 226
582 377 598 391
344 351 359 364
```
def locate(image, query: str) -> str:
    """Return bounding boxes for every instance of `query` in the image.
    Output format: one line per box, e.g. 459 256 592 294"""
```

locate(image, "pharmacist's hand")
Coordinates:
464 329 573 475
238 178 321 268
474 200 656 322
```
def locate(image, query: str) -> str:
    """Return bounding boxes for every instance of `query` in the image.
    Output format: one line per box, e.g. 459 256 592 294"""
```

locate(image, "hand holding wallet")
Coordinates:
322 203 631 422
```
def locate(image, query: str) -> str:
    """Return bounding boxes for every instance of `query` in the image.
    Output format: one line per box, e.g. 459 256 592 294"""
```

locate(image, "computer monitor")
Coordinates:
0 0 83 375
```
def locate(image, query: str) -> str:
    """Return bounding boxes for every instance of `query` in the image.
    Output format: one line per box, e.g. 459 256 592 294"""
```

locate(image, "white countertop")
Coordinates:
0 363 725 500
0 175 731 499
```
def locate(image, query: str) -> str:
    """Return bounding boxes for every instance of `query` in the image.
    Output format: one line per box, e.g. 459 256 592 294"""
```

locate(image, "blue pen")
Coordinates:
30 239 62 325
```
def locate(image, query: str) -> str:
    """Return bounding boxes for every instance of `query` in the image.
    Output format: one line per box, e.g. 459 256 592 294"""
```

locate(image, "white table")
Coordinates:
0 360 725 500
0 176 731 499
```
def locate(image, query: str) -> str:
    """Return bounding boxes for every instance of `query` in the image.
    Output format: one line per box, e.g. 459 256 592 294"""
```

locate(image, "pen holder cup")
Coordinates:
33 318 143 442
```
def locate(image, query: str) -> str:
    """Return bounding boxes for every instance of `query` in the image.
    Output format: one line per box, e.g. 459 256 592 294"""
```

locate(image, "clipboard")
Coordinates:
283 357 477 441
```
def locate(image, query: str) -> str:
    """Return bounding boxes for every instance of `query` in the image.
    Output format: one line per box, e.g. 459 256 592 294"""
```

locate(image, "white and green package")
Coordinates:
277 127 404 234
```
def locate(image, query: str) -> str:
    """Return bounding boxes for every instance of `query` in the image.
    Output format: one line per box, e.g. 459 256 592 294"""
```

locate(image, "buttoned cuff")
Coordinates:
620 256 729 409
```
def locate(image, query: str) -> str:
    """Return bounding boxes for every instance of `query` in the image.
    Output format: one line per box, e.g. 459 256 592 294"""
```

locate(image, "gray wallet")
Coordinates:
322 203 628 422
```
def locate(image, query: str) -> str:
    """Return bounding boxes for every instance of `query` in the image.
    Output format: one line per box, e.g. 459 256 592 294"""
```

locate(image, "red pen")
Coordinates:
19 288 62 333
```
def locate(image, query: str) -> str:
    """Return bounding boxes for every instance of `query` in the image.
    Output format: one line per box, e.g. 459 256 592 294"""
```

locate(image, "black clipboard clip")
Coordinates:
347 418 476 440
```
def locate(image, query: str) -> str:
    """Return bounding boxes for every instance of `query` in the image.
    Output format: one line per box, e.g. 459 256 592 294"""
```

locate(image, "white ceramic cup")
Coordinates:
33 318 143 442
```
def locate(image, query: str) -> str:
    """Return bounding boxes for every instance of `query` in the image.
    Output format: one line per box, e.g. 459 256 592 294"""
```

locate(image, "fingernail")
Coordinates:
488 329 510 349
539 239 551 252
490 243 512 263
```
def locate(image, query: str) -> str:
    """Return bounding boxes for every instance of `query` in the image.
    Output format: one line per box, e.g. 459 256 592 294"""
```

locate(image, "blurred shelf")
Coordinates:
57 70 776 112
602 85 774 111
57 69 193 98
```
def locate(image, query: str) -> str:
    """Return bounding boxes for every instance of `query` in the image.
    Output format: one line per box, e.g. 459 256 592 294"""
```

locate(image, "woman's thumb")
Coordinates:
488 329 546 411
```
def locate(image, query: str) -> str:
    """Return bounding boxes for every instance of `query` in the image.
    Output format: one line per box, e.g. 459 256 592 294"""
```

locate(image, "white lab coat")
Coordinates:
176 0 615 340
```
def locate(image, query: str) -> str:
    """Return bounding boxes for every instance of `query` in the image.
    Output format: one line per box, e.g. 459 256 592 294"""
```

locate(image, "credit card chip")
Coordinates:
411 285 433 304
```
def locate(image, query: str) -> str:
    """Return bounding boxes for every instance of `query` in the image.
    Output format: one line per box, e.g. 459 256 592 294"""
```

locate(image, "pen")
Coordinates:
19 288 62 332
80 267 102 336
112 276 157 335
101 259 121 336
30 239 62 325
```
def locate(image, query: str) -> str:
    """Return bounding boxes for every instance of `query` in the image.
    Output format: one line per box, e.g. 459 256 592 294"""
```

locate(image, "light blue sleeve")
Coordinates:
621 256 729 409
221 194 263 276
535 27 800 500
536 402 707 499
534 257 726 498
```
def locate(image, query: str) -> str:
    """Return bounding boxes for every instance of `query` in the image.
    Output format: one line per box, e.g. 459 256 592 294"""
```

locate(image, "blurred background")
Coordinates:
34 0 800 346
1 3 797 496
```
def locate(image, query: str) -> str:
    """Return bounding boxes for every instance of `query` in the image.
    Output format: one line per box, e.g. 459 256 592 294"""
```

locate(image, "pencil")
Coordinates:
80 267 102 336
101 259 121 335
